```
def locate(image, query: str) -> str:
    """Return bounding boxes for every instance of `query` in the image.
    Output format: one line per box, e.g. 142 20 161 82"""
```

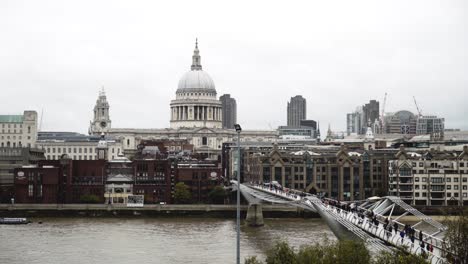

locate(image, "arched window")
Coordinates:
28 126 31 133
7 141 10 147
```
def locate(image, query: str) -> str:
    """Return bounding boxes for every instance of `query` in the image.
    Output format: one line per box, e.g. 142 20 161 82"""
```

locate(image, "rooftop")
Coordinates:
0 115 23 123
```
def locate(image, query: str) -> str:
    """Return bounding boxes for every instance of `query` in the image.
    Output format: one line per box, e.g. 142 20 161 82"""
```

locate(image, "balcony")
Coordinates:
399 181 413 185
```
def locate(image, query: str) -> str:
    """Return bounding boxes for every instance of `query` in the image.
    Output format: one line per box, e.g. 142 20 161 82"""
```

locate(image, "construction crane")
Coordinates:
413 96 423 117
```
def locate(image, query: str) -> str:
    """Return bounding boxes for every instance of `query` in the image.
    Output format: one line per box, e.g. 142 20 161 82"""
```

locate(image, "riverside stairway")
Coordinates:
235 182 449 264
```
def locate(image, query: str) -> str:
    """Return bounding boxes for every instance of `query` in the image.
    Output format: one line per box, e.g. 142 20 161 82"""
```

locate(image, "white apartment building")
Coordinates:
389 146 468 206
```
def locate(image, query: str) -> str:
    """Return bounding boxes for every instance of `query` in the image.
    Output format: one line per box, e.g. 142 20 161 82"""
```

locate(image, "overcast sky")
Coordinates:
1 0 467 134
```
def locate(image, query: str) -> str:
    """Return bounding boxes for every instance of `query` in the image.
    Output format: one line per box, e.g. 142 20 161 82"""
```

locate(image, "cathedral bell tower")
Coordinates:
89 88 112 135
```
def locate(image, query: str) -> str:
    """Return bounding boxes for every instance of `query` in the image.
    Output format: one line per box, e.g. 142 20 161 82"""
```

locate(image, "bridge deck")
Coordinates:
240 183 447 264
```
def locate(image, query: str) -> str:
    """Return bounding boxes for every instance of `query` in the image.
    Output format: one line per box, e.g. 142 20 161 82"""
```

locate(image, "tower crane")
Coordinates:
413 96 423 117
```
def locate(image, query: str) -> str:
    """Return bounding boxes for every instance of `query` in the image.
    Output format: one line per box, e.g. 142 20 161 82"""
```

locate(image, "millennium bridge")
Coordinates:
232 181 449 264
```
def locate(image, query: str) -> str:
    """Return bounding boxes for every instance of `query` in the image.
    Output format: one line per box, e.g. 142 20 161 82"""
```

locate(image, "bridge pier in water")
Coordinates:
246 203 264 227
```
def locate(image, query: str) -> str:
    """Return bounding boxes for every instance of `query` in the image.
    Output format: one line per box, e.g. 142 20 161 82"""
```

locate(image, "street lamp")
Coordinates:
234 123 242 264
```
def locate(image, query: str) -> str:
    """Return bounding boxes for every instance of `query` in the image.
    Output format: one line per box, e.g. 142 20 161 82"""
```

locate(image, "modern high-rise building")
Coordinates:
346 107 363 136
416 115 445 138
346 100 379 135
220 94 237 129
287 95 306 127
362 100 379 128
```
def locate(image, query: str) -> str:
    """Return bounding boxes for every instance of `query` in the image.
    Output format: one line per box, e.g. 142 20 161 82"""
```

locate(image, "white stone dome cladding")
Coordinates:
177 70 216 94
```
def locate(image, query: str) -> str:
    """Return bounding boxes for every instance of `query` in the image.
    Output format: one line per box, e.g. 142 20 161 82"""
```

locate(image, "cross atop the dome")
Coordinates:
191 38 202 71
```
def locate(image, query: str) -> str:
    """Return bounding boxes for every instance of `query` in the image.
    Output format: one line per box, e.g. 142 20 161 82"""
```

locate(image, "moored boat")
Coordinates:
0 218 30 224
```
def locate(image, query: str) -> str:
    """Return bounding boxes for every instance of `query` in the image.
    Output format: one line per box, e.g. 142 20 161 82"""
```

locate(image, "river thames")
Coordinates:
0 217 335 264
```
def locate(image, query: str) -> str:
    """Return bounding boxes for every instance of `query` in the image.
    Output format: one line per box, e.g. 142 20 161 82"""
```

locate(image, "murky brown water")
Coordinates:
0 217 336 264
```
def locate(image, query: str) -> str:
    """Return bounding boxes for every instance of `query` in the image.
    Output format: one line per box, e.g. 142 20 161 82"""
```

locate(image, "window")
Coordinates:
38 185 42 197
454 185 459 190
422 185 427 190
463 178 467 182
415 185 419 190
73 148 77 153
447 178 451 183
399 167 411 176
447 185 451 190
79 148 82 153
454 193 459 197
422 177 427 182
415 177 419 182
28 126 31 133
202 137 207 145
28 184 33 197
127 139 130 146
454 178 459 182
84 148 87 153
463 185 467 190
422 193 427 197
464 193 467 198
415 193 419 197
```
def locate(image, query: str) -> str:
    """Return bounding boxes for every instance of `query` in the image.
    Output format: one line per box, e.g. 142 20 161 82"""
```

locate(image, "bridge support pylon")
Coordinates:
246 204 264 227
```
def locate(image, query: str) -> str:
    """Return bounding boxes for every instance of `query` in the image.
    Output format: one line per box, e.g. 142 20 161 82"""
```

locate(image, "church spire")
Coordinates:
191 38 202 71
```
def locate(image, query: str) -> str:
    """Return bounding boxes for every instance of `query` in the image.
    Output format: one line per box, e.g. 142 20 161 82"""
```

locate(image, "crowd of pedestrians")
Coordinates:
251 181 438 259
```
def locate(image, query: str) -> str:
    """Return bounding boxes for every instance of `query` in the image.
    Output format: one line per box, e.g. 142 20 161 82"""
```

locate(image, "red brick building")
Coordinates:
14 166 60 203
176 160 222 203
13 151 222 204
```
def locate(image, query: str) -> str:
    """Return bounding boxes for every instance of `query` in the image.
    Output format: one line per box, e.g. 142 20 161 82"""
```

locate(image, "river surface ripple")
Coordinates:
0 217 336 264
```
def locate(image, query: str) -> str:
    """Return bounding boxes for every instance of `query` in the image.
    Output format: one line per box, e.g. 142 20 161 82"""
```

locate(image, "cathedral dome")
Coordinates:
177 70 216 94
176 39 217 95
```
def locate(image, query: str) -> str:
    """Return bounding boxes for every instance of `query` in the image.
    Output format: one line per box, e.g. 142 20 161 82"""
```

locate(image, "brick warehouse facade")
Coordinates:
13 156 221 204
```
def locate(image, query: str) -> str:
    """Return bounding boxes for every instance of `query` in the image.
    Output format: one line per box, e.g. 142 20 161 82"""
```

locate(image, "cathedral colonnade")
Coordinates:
171 105 222 121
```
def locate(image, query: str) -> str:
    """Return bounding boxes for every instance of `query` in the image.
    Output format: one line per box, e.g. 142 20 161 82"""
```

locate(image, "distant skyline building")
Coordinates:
363 100 380 128
220 94 237 129
384 110 417 134
416 115 445 139
346 100 379 135
287 95 306 127
346 107 363 136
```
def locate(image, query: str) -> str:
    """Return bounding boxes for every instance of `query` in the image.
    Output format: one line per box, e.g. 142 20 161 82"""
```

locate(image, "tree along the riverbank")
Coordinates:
174 182 192 204
244 240 429 264
208 186 227 204
444 206 468 264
